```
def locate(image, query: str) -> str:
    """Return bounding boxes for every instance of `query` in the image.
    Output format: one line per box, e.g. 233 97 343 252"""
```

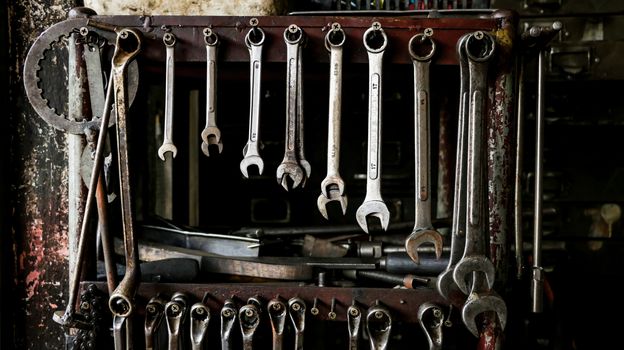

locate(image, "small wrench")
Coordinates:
356 22 390 233
462 289 507 337
145 295 166 350
288 297 306 350
277 24 305 191
268 298 287 350
405 30 444 264
347 303 361 350
165 293 188 350
318 23 348 219
201 28 223 156
296 42 312 185
365 302 392 350
239 300 261 350
220 299 237 350
240 25 266 178
158 32 178 160
417 302 444 350
190 302 211 350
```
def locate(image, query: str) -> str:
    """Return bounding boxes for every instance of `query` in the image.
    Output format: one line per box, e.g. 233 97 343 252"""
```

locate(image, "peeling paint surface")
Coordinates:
84 0 284 15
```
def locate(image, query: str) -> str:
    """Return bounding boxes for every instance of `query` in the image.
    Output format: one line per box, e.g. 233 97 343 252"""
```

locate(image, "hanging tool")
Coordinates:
220 299 237 350
201 28 223 156
418 302 444 350
240 298 261 350
268 297 287 350
158 32 178 160
145 294 166 350
347 302 361 350
289 297 306 350
165 292 188 350
365 302 392 350
190 300 211 350
296 39 311 186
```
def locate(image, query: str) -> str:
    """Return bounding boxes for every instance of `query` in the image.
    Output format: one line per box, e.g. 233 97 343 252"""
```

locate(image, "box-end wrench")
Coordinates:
437 33 470 301
165 293 188 350
452 31 496 295
318 23 348 219
190 301 211 350
240 24 266 178
417 302 444 350
145 294 166 350
239 299 261 350
268 297 286 350
347 303 361 350
220 299 238 350
296 42 312 186
365 302 392 350
356 22 390 233
277 24 305 191
201 28 223 157
404 30 444 264
158 32 178 161
288 297 306 350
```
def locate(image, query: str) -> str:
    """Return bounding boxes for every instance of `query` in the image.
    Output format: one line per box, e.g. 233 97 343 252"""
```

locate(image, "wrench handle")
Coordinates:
327 45 343 175
163 44 175 142
248 43 263 145
285 42 300 153
413 59 433 229
205 44 217 128
365 51 384 201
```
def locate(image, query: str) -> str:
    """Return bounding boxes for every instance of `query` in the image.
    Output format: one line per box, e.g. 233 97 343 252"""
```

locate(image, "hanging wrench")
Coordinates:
240 24 266 178
239 299 261 350
158 32 178 160
417 302 444 350
318 23 348 219
276 24 305 191
296 42 312 185
436 33 470 300
145 295 166 350
268 297 286 350
220 299 237 350
288 297 306 350
405 29 444 264
201 28 223 156
347 303 361 350
365 302 392 350
356 22 390 233
190 301 211 350
165 292 188 350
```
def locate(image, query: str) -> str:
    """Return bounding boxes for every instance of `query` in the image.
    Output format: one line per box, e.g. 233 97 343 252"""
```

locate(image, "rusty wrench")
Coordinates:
405 29 444 264
201 28 223 156
268 297 287 350
296 42 311 185
165 292 188 350
289 297 306 350
145 295 166 350
158 32 178 160
347 303 361 350
220 299 237 350
356 22 390 233
239 298 261 350
418 302 444 350
365 302 392 350
190 301 211 350
318 23 348 219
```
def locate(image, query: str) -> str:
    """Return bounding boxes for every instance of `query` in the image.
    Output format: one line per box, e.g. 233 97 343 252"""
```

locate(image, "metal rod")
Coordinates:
96 168 116 294
514 55 525 280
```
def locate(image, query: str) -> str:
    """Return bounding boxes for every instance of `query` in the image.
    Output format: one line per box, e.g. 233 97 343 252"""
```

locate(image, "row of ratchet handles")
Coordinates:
144 292 443 350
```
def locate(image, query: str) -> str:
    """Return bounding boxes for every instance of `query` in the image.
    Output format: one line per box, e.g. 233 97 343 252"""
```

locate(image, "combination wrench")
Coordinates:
288 297 306 350
220 299 238 350
296 42 312 185
347 303 361 350
356 22 390 233
144 295 166 350
417 302 444 350
318 23 348 219
240 23 266 178
365 302 392 350
404 29 444 264
158 32 178 160
165 292 188 350
239 298 261 350
268 297 287 350
201 28 223 156
277 24 305 191
190 301 211 350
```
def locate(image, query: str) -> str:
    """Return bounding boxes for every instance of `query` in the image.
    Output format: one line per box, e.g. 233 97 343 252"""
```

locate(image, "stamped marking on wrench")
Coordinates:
418 302 444 350
356 22 390 233
220 299 238 350
288 297 306 350
347 302 361 350
201 28 223 157
190 302 211 350
268 298 286 350
365 302 392 350
158 32 178 161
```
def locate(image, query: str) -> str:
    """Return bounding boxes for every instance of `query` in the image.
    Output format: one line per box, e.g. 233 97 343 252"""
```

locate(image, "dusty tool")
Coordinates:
318 23 348 219
365 302 392 350
165 293 188 350
240 23 266 178
418 302 444 350
190 301 211 350
277 24 305 190
145 295 166 350
240 298 261 350
289 297 306 350
220 299 237 350
158 32 178 160
405 29 444 264
268 297 287 350
296 42 311 185
201 28 223 156
356 22 390 233
347 303 361 350
343 270 429 289
462 290 507 337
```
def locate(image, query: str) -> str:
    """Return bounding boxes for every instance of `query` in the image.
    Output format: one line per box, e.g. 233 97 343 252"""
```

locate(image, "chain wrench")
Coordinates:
365 302 392 350
201 28 223 156
405 29 444 264
276 24 305 191
318 23 348 219
417 302 444 350
347 303 361 350
165 292 188 350
158 32 178 160
190 301 211 350
239 298 261 350
296 42 312 186
240 23 266 178
268 297 287 350
288 297 306 350
220 299 238 350
356 22 390 233
145 295 166 350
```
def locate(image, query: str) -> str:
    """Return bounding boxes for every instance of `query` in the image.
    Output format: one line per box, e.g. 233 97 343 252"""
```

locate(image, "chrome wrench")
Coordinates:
158 32 178 160
289 297 306 350
145 295 166 350
347 303 361 350
239 299 261 350
268 298 287 350
190 301 211 350
417 302 444 350
165 292 188 350
365 302 391 350
220 299 237 350
201 28 223 156
296 42 311 185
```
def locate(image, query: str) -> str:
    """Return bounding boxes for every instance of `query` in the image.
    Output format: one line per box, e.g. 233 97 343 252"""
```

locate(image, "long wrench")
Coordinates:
239 299 261 350
158 32 178 160
318 23 348 219
289 297 306 350
417 302 444 350
356 22 390 233
201 28 223 157
296 42 311 185
365 302 392 350
347 303 361 350
405 30 444 264
240 25 265 177
165 293 188 350
220 299 237 350
276 24 305 191
190 301 211 350
145 295 166 350
268 298 287 350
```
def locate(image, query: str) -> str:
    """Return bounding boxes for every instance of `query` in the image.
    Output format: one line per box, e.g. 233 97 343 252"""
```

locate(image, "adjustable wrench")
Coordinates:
288 297 306 350
190 301 211 350
240 24 265 177
417 302 444 350
165 292 188 350
365 302 391 350
347 303 361 350
405 30 444 264
239 299 261 350
437 33 470 300
158 32 178 160
145 295 166 350
220 299 237 350
201 28 223 156
356 22 390 233
276 24 305 191
268 297 287 350
318 23 348 219
296 42 312 185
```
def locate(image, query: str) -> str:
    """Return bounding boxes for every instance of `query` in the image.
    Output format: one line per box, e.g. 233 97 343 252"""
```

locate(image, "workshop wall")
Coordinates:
84 0 285 15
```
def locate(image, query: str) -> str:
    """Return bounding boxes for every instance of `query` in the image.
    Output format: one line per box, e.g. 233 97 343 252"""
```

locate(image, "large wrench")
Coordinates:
239 299 261 350
365 302 392 350
405 30 444 264
296 42 312 185
240 25 265 178
268 298 287 350
437 33 470 300
158 32 178 160
288 297 306 350
276 24 305 191
356 22 390 233
220 299 238 350
190 301 211 350
318 23 348 219
201 28 223 156
347 303 361 350
417 302 444 350
145 295 166 350
165 292 188 350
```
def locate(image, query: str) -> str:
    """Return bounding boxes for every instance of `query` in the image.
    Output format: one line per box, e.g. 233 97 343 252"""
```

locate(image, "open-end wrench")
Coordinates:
145 295 166 350
190 301 211 350
462 289 507 337
268 297 287 350
347 303 361 350
365 302 392 350
452 31 497 295
405 29 444 264
318 23 348 219
356 22 390 233
239 299 261 350
417 302 444 350
296 42 312 185
437 33 470 300
158 32 178 160
240 23 265 178
201 28 223 156
220 299 237 350
277 24 305 191
288 297 306 350
165 293 188 350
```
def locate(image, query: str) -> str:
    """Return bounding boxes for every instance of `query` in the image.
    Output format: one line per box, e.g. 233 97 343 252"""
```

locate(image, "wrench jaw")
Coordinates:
299 159 312 187
461 292 507 337
417 302 444 350
405 229 444 264
356 201 390 233
158 143 178 161
240 155 265 178
452 256 496 295
317 190 348 220
365 303 392 350
201 127 223 157
52 310 91 330
276 162 304 191
436 268 467 302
